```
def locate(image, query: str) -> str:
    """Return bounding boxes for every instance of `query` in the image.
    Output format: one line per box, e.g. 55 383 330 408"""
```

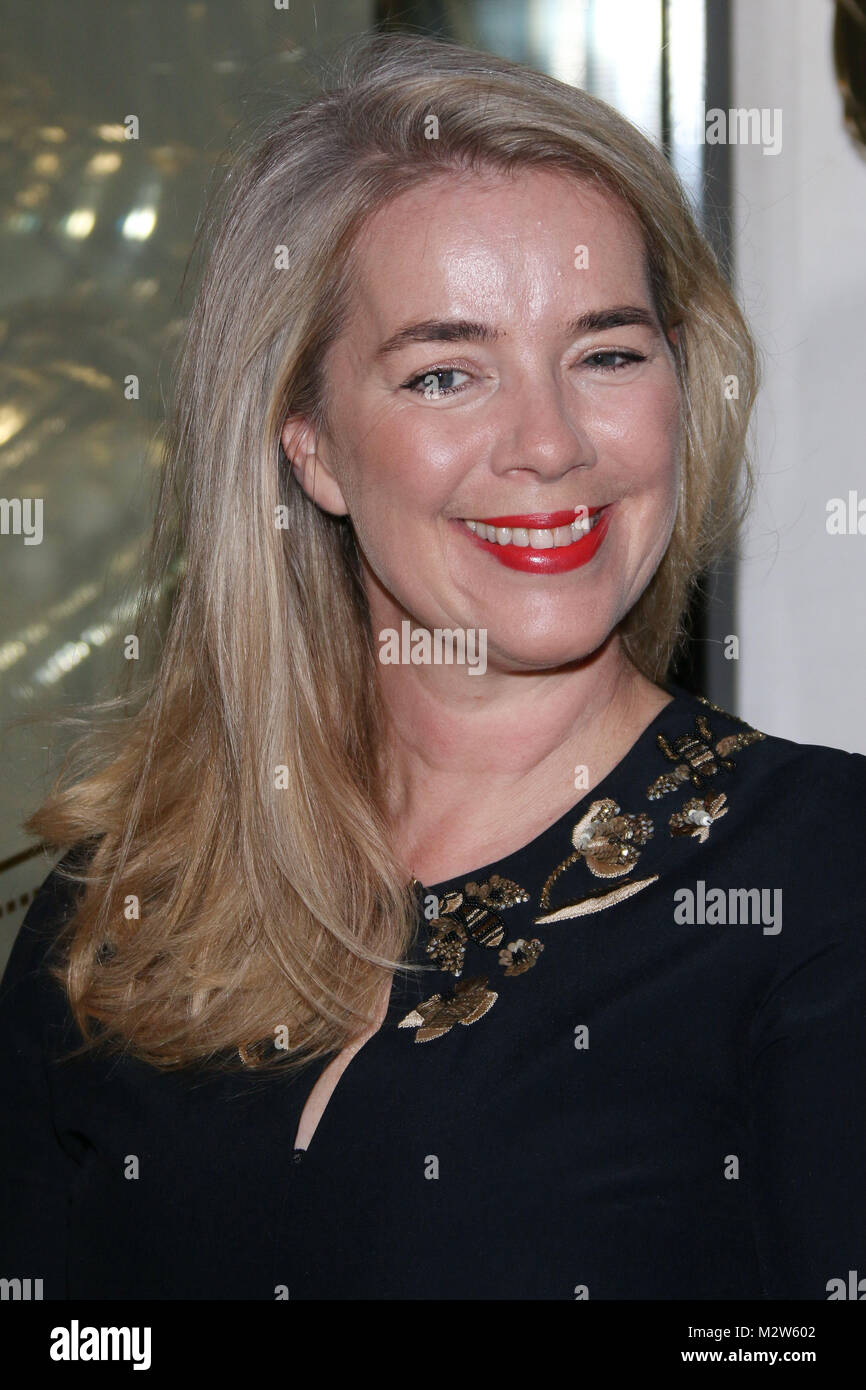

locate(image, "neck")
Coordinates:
375 627 668 883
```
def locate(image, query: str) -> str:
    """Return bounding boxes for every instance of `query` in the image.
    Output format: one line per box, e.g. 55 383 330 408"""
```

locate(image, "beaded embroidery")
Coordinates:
399 875 532 1041
533 796 659 924
398 977 499 1043
399 697 766 1044
647 714 764 800
423 874 530 977
668 792 728 842
534 873 659 924
499 938 545 975
570 798 654 877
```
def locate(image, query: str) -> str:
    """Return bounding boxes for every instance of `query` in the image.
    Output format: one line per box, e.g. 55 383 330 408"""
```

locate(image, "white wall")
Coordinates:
732 0 866 750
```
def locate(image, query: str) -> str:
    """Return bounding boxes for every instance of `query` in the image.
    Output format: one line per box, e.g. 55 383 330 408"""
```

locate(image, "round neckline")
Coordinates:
413 680 695 898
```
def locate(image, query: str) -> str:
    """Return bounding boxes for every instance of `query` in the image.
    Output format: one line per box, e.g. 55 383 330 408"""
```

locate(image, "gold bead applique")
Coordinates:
570 798 654 878
423 874 530 977
425 907 469 975
400 875 531 1041
715 730 767 757
668 791 728 842
466 874 531 909
499 938 545 975
695 693 762 727
647 714 764 800
398 976 499 1043
534 874 659 924
401 696 766 1041
532 798 658 924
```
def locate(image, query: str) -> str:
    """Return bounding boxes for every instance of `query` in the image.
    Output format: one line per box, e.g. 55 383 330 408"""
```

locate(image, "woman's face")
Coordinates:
287 167 682 672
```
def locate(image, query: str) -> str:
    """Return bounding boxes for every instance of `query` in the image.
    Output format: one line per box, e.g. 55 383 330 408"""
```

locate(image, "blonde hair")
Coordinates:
27 31 759 1072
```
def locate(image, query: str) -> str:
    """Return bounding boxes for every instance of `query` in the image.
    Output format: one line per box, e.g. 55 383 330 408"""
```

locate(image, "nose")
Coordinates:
490 367 597 481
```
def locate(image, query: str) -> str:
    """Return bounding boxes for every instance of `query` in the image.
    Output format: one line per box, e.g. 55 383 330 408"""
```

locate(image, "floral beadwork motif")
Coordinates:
499 938 545 975
399 977 499 1043
534 798 658 925
534 872 659 924
399 875 531 1042
570 798 654 878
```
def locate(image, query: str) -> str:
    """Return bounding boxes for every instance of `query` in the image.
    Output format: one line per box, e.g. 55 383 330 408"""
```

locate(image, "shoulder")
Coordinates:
679 688 866 823
672 689 866 930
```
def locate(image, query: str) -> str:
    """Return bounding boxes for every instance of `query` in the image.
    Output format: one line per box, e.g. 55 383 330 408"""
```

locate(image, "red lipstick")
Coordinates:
456 505 612 574
479 507 603 528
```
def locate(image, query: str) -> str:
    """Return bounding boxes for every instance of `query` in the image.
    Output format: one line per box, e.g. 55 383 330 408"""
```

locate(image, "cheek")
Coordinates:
341 406 477 518
329 416 456 590
625 388 683 564
603 378 682 490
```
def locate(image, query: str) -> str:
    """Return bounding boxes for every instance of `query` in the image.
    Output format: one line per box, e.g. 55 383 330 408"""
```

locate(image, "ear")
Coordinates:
667 322 681 349
280 415 348 518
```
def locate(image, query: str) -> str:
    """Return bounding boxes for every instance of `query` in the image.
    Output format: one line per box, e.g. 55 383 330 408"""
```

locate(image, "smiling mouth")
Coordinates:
459 507 607 549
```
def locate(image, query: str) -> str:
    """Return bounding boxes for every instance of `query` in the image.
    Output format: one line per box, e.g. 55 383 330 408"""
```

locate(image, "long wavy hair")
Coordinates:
26 31 759 1072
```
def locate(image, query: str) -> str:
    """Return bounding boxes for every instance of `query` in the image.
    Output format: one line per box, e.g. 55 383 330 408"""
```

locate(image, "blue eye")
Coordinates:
582 350 647 372
402 367 471 397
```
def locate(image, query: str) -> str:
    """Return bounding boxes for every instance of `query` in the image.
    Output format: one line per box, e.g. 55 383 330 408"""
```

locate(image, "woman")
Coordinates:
1 31 864 1301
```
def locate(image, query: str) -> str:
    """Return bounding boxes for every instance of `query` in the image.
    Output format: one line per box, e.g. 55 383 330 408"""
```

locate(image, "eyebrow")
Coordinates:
374 305 659 358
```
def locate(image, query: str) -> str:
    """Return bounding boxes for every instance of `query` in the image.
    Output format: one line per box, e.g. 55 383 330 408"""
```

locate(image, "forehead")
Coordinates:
345 167 652 331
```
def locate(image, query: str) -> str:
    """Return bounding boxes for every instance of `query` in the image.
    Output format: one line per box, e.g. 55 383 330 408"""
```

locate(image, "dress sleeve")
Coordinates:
0 856 85 1299
746 911 866 1299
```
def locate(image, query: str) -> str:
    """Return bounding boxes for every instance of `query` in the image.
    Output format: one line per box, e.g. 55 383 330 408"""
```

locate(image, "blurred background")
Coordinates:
1 0 864 968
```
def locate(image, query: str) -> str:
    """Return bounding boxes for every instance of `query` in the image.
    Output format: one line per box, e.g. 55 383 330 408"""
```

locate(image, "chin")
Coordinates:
486 625 616 673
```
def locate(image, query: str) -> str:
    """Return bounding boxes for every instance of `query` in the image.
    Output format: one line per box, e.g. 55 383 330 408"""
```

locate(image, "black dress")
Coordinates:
2 682 866 1300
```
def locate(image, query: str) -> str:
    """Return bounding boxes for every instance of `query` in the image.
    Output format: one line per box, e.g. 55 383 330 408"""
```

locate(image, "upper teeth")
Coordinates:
463 514 599 548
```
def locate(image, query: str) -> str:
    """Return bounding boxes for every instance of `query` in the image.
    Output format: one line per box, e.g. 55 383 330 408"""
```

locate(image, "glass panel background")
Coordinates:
0 0 697 968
